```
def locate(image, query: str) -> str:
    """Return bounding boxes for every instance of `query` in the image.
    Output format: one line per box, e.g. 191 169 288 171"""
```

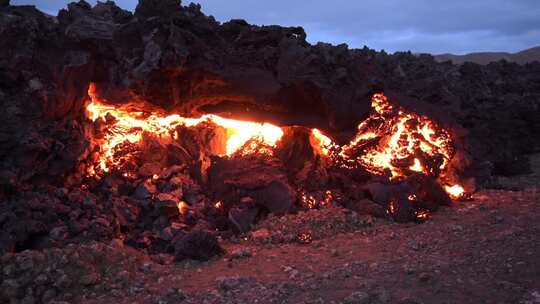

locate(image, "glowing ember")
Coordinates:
445 184 465 200
311 129 336 156
86 83 283 174
296 232 313 244
387 200 398 215
324 190 334 205
214 201 223 209
178 201 187 215
415 209 430 221
300 191 318 209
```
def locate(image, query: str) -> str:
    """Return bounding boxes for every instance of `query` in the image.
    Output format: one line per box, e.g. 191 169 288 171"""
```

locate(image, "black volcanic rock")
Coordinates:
135 0 184 19
173 230 224 261
0 0 539 184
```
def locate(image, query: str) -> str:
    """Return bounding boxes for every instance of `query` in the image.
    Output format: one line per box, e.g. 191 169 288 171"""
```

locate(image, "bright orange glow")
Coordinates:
311 129 336 156
86 83 283 174
214 201 223 209
86 85 467 202
387 200 398 215
409 158 424 172
444 184 465 200
178 201 187 215
415 209 430 220
340 93 454 178
300 191 318 209
204 115 283 156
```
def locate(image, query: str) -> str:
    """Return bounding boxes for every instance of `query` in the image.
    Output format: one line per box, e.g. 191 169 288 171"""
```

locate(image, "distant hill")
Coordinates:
434 46 540 65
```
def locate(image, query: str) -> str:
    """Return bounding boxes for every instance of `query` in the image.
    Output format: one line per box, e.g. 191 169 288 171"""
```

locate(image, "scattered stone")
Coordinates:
160 288 187 303
159 227 174 241
228 207 258 233
398 299 423 304
451 225 464 232
251 228 270 240
155 199 180 217
408 240 420 251
418 272 431 282
343 291 370 304
138 162 162 177
156 193 177 203
0 279 19 299
230 248 252 260
50 226 69 241
216 276 252 291
79 272 100 286
41 288 57 303
134 181 157 200
288 269 300 279
174 231 224 261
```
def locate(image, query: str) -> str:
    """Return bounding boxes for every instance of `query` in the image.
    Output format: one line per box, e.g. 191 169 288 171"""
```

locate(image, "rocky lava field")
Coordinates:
1 1 540 303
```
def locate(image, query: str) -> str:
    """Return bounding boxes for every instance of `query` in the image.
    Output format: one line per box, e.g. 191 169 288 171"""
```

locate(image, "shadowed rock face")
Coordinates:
90 0 374 132
1 0 539 183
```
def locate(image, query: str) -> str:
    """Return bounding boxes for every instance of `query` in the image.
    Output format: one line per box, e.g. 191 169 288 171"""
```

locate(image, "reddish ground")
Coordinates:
2 157 540 304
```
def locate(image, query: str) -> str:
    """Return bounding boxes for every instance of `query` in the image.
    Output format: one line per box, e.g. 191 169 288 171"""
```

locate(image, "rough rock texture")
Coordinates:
1 0 540 183
208 155 295 214
1 185 539 304
173 230 224 261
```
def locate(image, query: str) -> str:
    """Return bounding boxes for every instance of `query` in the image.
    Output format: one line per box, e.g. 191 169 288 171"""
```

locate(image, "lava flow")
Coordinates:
85 84 465 200
318 93 465 200
340 93 454 177
86 84 283 174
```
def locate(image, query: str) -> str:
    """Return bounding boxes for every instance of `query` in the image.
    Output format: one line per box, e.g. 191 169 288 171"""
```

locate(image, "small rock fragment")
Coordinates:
230 248 252 260
174 231 224 261
343 291 370 304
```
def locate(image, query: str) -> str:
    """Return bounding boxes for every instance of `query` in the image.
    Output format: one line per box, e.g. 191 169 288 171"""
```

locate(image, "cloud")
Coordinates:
10 0 540 54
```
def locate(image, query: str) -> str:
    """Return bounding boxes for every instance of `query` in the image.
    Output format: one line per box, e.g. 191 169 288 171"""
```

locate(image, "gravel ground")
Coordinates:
2 185 539 304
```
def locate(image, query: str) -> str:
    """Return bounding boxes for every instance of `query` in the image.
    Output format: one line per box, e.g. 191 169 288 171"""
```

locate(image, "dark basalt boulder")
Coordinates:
207 155 295 214
173 230 224 261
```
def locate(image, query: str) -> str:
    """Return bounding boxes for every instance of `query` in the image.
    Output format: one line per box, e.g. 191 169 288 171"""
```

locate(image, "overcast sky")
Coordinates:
11 0 540 54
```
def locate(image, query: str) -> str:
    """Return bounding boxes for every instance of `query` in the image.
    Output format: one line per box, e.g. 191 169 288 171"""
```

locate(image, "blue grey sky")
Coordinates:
10 0 540 55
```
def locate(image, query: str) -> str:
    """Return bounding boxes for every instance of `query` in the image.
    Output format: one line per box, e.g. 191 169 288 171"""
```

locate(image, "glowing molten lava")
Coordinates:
85 84 465 200
445 184 465 200
313 93 465 199
86 84 283 174
341 93 454 178
311 129 336 156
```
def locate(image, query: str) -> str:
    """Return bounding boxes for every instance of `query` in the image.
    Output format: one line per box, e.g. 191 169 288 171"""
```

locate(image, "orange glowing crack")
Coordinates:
311 129 336 156
340 93 454 178
86 84 465 200
86 85 283 173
